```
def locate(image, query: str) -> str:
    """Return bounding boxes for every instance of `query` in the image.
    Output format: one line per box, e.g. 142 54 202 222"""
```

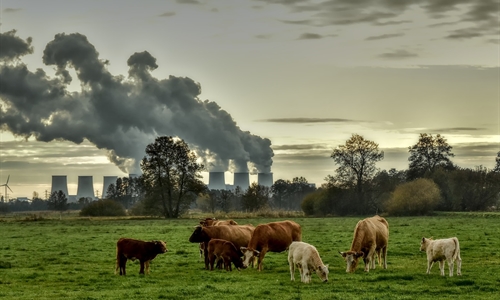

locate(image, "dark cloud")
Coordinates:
258 117 358 123
272 143 330 151
0 30 33 60
176 0 202 4
3 8 22 13
365 33 404 40
158 12 176 17
427 127 485 133
0 31 274 174
378 49 418 59
297 33 323 40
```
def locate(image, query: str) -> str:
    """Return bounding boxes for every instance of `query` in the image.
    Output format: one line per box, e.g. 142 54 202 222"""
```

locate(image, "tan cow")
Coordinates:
240 220 302 271
115 238 168 275
189 224 255 270
207 239 245 271
340 215 389 273
288 241 329 283
420 237 462 277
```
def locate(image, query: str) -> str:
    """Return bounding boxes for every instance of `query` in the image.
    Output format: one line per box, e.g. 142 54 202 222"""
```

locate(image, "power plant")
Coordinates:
257 172 273 188
102 176 118 198
51 175 69 197
76 176 95 200
208 172 226 190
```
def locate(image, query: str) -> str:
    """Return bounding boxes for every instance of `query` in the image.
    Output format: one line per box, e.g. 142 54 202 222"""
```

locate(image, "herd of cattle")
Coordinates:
115 215 462 282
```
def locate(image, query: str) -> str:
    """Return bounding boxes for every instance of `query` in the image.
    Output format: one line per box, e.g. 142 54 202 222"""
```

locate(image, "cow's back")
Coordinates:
251 220 301 252
351 216 388 251
205 225 254 249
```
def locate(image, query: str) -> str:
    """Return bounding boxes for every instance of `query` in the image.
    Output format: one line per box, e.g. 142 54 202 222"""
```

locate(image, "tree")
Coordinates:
241 182 270 212
385 178 441 216
47 190 69 219
493 151 500 173
330 134 384 194
408 133 454 180
271 179 290 209
140 136 206 218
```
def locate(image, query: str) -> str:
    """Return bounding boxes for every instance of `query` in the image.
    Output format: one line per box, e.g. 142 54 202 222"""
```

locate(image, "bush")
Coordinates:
79 199 126 217
385 178 441 216
301 193 316 216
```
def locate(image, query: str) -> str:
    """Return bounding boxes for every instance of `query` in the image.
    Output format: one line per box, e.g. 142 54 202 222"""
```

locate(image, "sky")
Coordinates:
0 0 499 199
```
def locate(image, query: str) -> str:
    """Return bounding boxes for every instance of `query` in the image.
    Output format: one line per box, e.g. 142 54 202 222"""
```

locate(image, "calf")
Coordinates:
420 237 462 277
198 218 238 261
207 239 245 271
288 241 329 283
115 238 168 275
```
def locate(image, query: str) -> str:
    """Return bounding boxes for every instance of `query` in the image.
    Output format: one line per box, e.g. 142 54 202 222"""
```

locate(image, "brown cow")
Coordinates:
197 218 239 261
340 215 389 273
207 239 245 271
115 238 168 275
189 224 255 269
240 220 302 271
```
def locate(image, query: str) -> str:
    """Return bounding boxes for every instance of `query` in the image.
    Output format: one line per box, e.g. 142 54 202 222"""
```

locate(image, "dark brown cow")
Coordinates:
115 238 168 275
189 224 255 270
207 239 245 271
240 220 302 271
197 218 239 261
339 215 389 273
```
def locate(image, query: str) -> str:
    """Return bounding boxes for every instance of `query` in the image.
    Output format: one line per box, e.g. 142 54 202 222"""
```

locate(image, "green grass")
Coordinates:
1 214 499 299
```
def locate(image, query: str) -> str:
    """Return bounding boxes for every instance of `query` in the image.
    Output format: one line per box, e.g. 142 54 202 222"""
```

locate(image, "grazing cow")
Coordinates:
189 224 255 269
198 218 239 261
115 238 168 275
240 220 302 271
207 239 245 271
288 241 329 283
420 237 462 277
340 215 389 273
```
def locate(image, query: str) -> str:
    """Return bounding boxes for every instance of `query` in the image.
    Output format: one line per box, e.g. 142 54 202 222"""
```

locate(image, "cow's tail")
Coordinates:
452 237 460 261
115 246 119 274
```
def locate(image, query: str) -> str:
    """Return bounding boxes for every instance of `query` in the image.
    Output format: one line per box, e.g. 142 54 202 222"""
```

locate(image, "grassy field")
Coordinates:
0 213 499 299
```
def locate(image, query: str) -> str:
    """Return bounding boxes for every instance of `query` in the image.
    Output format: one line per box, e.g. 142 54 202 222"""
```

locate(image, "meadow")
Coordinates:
0 213 499 300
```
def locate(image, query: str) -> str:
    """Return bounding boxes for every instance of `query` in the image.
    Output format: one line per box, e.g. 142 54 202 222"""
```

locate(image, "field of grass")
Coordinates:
1 213 499 299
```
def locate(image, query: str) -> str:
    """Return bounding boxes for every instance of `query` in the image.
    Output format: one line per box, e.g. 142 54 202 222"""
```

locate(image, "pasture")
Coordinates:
0 213 499 299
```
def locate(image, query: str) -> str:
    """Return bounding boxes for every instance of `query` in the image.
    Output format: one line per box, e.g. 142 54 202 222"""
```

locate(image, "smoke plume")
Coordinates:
0 31 273 174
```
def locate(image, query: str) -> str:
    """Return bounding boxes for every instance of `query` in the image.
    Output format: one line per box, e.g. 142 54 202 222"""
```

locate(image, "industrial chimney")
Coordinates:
51 175 69 197
257 173 273 187
233 172 250 191
208 172 226 190
76 176 95 200
102 176 118 198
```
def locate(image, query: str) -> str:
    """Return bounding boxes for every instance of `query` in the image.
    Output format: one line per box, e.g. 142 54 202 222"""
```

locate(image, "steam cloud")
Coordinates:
0 30 273 174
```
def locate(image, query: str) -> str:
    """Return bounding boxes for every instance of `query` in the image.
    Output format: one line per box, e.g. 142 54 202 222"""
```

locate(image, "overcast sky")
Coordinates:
0 0 499 199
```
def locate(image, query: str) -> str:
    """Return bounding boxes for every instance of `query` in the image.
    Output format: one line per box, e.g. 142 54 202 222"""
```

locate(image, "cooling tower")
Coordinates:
76 176 95 200
208 172 225 190
51 175 69 197
257 173 273 187
233 172 249 191
102 176 118 198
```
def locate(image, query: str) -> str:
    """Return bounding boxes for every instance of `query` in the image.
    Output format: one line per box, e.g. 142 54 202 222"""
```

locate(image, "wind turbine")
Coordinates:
1 175 13 202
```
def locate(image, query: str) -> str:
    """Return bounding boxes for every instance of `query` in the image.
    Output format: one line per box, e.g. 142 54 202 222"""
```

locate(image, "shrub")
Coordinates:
79 199 126 217
301 193 316 216
385 178 441 216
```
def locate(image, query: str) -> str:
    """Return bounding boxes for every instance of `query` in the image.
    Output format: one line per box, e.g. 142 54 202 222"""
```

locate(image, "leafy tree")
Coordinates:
385 178 441 216
270 177 316 210
241 182 270 212
47 190 69 219
271 179 289 209
30 197 47 211
493 151 500 173
450 166 500 211
140 136 206 218
330 134 384 198
408 133 454 180
218 189 234 213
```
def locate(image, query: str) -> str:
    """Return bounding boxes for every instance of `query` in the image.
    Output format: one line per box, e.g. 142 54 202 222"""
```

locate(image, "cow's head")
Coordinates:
240 247 260 268
233 256 246 271
189 225 206 243
154 240 168 254
420 237 432 252
315 264 329 283
199 217 217 226
339 251 364 273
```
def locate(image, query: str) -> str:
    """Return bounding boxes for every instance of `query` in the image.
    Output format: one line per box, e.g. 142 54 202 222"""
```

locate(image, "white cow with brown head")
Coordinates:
420 237 462 277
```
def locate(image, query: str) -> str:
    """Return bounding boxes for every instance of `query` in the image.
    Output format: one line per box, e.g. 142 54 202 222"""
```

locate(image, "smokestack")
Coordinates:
257 173 273 187
208 172 225 190
76 176 95 200
233 172 249 191
102 176 118 198
51 175 69 197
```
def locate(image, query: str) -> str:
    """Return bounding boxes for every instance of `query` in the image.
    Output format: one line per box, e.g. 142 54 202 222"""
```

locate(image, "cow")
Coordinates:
420 237 462 277
340 215 389 273
240 220 302 271
288 241 329 283
115 238 168 275
207 239 245 271
197 218 239 261
189 224 255 270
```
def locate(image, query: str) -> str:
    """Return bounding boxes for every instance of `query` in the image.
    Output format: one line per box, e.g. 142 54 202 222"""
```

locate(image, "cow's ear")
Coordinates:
339 251 347 258
254 250 260 257
240 247 247 252
356 251 364 258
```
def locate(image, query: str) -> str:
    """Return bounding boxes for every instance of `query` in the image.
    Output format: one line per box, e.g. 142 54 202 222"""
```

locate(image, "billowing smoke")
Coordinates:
0 30 273 174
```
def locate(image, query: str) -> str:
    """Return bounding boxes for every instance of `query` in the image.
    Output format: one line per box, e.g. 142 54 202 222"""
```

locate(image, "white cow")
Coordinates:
288 241 329 283
420 237 462 277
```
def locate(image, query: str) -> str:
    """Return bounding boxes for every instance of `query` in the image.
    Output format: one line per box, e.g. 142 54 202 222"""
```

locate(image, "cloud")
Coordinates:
365 33 404 41
3 8 22 13
378 49 418 59
176 0 202 4
258 117 359 123
158 12 176 17
0 31 274 174
272 143 331 151
297 33 323 40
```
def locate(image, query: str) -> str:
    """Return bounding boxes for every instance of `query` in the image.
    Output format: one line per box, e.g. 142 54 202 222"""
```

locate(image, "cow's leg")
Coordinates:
139 260 145 274
447 258 454 277
118 256 127 276
288 256 295 281
438 260 445 276
209 254 215 271
456 255 462 276
426 260 433 274
257 248 268 271
364 247 375 272
203 242 210 270
382 246 388 269
302 264 310 283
